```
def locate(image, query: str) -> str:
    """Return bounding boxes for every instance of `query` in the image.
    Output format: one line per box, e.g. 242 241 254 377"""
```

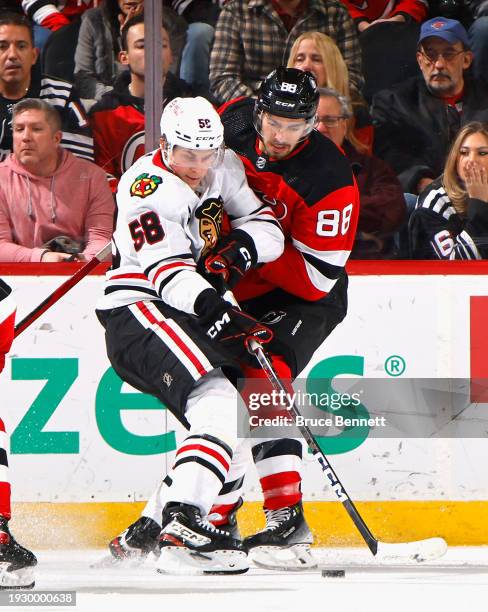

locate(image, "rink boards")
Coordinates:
0 262 487 547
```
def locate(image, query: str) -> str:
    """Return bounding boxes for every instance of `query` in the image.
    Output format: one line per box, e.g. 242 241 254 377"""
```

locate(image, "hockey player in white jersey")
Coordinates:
96 96 284 575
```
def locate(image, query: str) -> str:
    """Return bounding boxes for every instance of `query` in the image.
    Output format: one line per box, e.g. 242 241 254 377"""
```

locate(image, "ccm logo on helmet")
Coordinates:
280 82 297 93
275 100 295 108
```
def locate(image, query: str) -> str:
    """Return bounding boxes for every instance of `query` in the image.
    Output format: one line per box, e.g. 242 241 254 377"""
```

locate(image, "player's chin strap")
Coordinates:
225 288 448 563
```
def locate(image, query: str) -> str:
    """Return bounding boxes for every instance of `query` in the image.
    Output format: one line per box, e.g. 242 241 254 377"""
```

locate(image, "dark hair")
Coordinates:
13 98 62 133
0 11 34 45
120 11 170 52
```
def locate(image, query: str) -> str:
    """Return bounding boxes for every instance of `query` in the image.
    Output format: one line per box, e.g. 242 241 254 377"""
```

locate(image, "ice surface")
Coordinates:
24 546 488 612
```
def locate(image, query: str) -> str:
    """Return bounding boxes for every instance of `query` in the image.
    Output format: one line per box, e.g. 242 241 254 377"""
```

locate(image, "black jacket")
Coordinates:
372 75 488 192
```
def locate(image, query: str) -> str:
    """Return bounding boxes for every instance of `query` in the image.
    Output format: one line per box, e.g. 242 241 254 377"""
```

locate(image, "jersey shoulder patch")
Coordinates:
130 172 163 199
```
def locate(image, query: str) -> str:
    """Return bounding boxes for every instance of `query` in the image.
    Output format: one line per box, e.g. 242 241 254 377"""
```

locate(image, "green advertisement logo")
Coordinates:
306 355 370 455
8 355 374 456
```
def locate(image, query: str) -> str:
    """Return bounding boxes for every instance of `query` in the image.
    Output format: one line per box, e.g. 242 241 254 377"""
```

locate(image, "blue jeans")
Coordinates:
33 24 51 51
469 17 488 84
179 22 214 95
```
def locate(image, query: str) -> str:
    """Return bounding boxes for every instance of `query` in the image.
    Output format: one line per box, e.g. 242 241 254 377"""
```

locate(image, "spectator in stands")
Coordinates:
74 0 143 101
170 0 220 96
342 0 428 99
89 12 193 192
21 0 95 33
372 17 488 195
409 121 488 259
0 98 113 262
317 87 405 257
21 0 96 54
427 1 488 84
468 1 488 84
209 0 363 104
287 30 373 152
0 12 93 162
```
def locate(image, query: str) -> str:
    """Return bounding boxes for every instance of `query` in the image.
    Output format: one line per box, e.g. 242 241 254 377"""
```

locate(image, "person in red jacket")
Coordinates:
0 279 37 589
342 0 429 98
21 0 97 32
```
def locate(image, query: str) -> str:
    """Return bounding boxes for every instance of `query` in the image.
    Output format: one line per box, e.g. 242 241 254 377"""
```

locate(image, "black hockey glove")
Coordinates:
195 288 273 361
204 230 258 289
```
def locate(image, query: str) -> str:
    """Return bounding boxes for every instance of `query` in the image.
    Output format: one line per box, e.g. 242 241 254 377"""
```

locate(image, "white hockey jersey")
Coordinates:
98 148 284 314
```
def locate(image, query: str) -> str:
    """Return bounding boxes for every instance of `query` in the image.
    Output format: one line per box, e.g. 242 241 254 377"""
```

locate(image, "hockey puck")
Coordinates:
321 569 346 577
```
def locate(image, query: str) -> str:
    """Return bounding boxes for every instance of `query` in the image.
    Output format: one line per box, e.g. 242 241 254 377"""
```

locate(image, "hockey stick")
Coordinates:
246 337 447 562
14 243 112 338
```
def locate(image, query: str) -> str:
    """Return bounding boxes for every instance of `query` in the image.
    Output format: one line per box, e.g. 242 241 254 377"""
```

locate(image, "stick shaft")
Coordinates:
250 339 379 555
14 243 111 338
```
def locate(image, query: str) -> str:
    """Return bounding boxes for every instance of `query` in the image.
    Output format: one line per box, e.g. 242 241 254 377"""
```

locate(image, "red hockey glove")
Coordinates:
195 289 272 360
204 230 257 289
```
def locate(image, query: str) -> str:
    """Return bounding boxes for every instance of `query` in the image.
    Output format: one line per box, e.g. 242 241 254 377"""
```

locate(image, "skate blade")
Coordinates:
0 566 35 589
250 544 318 571
156 547 249 575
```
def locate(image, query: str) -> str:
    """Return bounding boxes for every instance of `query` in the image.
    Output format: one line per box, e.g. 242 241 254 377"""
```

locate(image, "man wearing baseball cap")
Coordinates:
372 16 488 195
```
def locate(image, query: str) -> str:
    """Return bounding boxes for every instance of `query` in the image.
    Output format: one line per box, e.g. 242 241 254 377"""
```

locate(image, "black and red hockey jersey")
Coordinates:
219 97 360 303
0 280 15 375
89 71 194 192
21 0 96 30
341 0 428 23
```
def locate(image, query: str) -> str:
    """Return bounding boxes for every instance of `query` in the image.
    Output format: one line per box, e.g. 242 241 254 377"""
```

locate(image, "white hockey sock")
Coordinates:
165 369 239 515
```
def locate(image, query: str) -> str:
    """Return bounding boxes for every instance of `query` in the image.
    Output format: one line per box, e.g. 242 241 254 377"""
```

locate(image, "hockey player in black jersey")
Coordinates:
97 96 284 575
105 68 360 571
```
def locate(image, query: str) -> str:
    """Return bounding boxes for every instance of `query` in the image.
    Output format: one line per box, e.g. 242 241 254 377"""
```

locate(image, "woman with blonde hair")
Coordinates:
409 122 488 259
288 31 372 152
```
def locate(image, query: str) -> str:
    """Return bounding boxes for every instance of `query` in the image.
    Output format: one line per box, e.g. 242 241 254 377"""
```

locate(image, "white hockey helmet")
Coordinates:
160 97 225 168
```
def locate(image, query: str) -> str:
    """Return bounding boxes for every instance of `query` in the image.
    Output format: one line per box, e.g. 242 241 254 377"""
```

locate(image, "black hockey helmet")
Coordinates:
255 67 319 121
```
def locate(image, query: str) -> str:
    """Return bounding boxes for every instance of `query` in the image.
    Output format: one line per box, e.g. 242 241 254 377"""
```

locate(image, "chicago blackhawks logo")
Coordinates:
130 173 162 198
195 197 224 254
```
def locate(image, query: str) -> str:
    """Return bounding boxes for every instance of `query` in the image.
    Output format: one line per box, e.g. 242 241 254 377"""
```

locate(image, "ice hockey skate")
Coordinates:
243 502 317 570
156 502 248 575
92 516 161 569
0 518 37 589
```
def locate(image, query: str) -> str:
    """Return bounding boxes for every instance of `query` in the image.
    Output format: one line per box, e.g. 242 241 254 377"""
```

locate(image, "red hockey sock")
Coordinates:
0 418 11 520
242 357 303 510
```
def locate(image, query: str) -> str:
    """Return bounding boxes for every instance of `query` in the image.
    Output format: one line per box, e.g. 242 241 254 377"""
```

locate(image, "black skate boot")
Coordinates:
208 497 243 540
0 518 37 589
156 502 248 575
243 502 317 570
108 517 161 564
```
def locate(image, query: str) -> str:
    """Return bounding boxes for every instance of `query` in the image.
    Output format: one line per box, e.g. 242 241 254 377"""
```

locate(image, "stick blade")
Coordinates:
376 537 448 563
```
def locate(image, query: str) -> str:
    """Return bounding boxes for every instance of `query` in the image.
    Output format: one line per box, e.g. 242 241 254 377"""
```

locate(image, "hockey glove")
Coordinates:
204 230 257 289
195 288 272 360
